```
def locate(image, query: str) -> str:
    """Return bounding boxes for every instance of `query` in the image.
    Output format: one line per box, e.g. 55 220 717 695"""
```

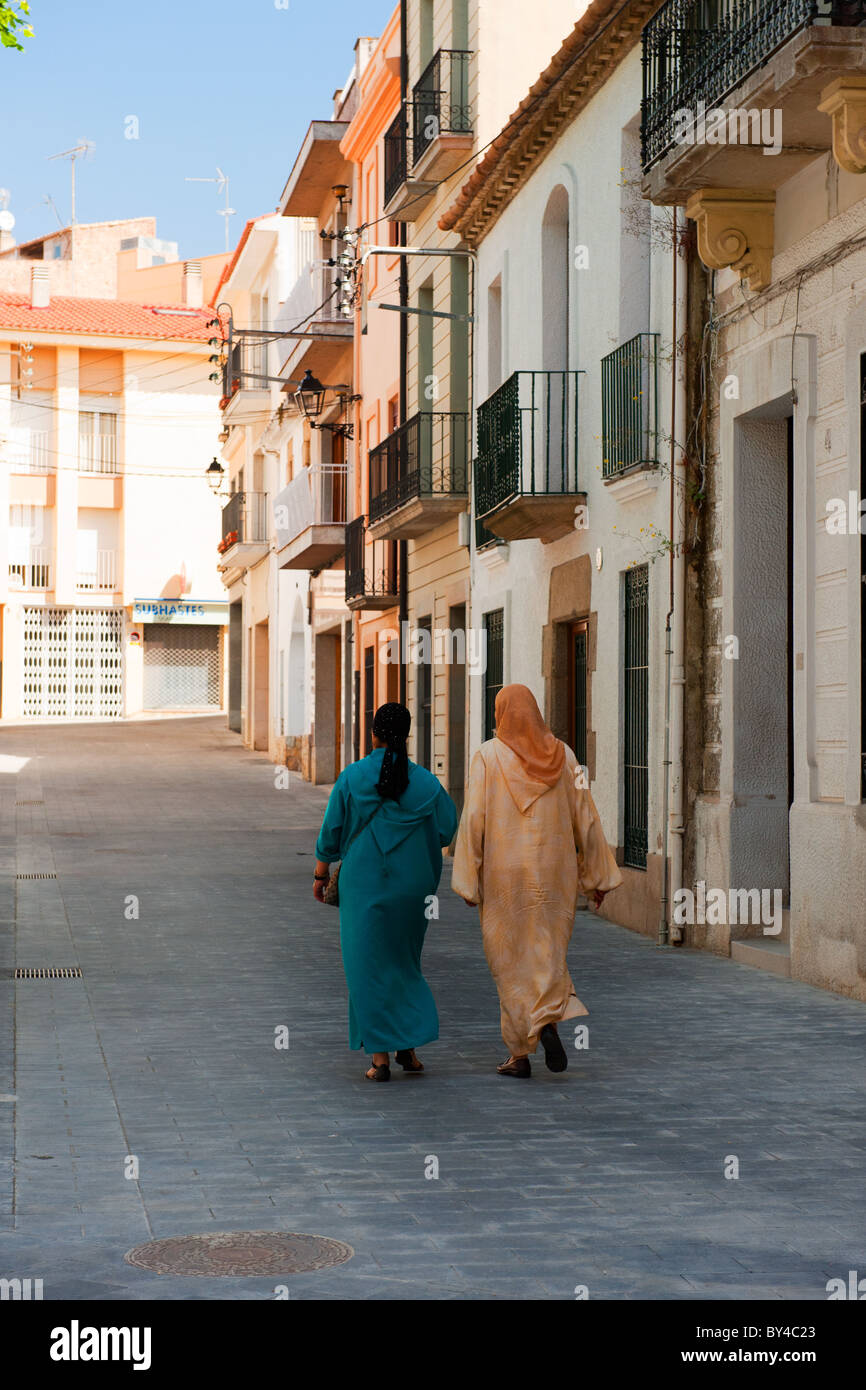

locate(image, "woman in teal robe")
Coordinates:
313 702 458 1081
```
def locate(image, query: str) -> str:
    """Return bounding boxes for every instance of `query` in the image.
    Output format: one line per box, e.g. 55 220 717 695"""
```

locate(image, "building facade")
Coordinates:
442 0 678 936
640 0 866 996
0 221 229 720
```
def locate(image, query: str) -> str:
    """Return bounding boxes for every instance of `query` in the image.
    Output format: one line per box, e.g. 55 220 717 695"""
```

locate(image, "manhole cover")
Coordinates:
124 1231 354 1276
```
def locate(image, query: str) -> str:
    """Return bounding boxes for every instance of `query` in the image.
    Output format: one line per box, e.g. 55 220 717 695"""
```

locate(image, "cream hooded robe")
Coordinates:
452 739 623 1056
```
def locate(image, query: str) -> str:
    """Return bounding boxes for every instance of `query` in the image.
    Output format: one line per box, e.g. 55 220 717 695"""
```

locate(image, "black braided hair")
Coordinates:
372 702 411 801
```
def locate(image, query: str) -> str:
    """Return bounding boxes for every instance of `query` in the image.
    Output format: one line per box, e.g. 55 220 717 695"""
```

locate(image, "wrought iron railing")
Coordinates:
642 0 866 169
345 515 400 604
368 411 469 524
221 491 270 545
601 333 660 478
474 370 582 522
412 49 472 164
384 107 409 205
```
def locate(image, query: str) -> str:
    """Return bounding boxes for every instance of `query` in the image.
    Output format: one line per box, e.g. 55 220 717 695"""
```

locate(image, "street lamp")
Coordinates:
206 457 225 493
294 369 327 421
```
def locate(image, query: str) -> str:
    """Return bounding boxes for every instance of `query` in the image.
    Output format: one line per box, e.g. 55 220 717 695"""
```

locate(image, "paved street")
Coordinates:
0 716 864 1301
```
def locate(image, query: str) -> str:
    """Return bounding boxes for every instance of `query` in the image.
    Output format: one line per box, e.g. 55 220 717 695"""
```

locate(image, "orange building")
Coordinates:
341 7 404 756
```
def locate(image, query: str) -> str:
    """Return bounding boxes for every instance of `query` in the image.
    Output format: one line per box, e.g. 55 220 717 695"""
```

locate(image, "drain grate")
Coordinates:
16 872 57 880
16 800 44 807
15 966 82 979
124 1231 354 1277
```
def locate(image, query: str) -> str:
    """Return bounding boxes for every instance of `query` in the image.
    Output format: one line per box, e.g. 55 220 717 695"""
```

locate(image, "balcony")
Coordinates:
383 107 435 219
276 260 354 384
367 412 469 540
78 432 118 475
218 492 270 571
641 0 866 206
274 466 347 570
411 49 473 181
475 371 584 543
8 548 51 590
602 334 661 500
77 549 118 592
7 427 51 474
345 515 400 610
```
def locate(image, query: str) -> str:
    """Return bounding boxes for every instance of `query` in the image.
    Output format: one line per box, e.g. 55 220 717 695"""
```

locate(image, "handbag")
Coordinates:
322 797 386 907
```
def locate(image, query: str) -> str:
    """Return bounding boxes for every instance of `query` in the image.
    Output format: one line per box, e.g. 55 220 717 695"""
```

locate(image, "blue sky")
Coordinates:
1 0 397 257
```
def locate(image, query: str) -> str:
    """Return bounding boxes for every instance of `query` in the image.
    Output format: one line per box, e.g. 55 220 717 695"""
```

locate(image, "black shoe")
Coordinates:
497 1055 531 1078
365 1063 390 1082
395 1049 424 1072
539 1024 568 1072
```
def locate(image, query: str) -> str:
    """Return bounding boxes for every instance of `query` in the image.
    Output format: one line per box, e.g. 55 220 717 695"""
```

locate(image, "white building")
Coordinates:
442 12 680 937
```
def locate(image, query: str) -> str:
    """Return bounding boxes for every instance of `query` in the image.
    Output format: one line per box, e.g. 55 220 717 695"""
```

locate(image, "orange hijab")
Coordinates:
494 683 565 787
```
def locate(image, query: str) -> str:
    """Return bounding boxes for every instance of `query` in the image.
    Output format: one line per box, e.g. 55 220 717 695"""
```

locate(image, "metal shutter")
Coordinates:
143 624 221 709
22 607 123 718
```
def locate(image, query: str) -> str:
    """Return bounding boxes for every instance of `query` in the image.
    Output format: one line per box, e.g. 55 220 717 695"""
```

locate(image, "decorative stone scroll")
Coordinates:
685 188 776 292
818 77 866 176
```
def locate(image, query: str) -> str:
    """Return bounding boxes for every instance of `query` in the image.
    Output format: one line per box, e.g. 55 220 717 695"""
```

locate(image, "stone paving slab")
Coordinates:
0 715 865 1301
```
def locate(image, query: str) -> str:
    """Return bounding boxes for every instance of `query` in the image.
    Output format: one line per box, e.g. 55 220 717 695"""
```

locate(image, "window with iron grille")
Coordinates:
417 616 433 769
623 567 649 869
364 646 375 755
483 609 504 742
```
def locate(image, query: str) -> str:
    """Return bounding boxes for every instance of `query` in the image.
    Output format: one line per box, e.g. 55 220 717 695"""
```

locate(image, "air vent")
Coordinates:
15 967 82 980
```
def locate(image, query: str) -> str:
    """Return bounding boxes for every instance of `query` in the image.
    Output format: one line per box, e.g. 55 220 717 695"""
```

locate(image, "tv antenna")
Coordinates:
46 140 95 225
185 166 235 252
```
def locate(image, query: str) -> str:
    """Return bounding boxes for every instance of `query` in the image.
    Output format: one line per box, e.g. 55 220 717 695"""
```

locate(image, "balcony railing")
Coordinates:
77 549 117 592
412 49 472 164
78 433 118 475
8 547 51 589
601 334 660 478
220 491 269 548
368 411 469 525
641 0 866 169
345 515 400 606
384 108 409 206
475 371 582 521
7 428 51 473
277 466 347 536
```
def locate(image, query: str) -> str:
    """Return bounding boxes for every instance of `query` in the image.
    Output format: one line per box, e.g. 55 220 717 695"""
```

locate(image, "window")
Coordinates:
79 409 118 474
417 616 433 768
623 566 649 868
364 646 375 754
483 608 504 741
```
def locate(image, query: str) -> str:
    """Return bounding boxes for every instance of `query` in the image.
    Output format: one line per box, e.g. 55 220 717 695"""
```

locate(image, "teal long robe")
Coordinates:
315 749 458 1053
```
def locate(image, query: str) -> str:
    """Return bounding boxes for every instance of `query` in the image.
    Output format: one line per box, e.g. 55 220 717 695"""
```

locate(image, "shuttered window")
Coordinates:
624 567 649 869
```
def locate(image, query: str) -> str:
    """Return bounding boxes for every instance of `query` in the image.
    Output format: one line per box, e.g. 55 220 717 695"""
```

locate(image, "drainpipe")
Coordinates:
659 207 688 947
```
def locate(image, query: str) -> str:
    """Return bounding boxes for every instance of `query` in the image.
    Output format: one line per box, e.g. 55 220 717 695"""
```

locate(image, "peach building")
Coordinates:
0 221 230 718
341 8 404 754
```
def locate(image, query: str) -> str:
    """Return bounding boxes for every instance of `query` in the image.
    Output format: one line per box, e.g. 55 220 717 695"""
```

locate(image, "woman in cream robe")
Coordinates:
452 683 622 1077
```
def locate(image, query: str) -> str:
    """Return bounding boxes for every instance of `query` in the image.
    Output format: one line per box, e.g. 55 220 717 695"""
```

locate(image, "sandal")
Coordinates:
395 1049 424 1073
496 1055 531 1078
539 1023 568 1073
365 1062 390 1082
